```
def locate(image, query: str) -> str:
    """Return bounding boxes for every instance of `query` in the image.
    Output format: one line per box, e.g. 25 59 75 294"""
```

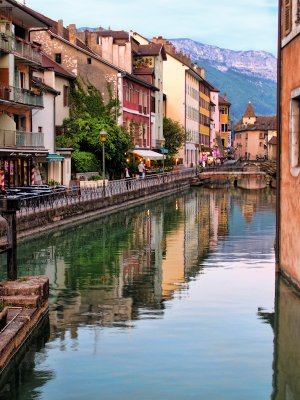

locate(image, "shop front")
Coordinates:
0 150 48 188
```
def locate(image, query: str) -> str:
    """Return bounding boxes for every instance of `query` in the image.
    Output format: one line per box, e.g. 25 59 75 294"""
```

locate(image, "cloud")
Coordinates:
26 0 278 54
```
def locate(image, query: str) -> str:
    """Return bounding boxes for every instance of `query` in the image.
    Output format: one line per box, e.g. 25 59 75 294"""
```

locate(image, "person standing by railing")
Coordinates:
125 167 131 190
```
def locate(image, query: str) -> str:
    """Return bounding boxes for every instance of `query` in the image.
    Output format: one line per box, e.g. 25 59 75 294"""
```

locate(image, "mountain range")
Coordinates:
170 39 277 121
78 29 277 121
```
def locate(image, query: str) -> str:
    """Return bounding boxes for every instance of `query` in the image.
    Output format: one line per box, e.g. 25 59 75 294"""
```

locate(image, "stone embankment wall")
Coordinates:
17 179 190 239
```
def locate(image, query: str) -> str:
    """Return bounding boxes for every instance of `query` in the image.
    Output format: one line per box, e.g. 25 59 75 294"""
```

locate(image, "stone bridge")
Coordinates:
195 164 273 189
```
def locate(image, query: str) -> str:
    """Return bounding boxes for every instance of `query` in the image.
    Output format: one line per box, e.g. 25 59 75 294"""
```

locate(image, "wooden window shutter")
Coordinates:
284 0 292 35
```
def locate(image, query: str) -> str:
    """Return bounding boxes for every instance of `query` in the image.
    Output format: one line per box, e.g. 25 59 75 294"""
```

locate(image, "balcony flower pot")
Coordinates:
15 36 22 42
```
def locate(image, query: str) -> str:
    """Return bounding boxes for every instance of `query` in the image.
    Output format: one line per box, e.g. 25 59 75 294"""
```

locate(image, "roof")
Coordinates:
124 73 158 91
219 95 231 106
41 53 76 79
268 136 277 145
243 102 256 118
98 30 129 40
32 76 60 95
5 0 51 28
235 116 277 132
137 44 167 60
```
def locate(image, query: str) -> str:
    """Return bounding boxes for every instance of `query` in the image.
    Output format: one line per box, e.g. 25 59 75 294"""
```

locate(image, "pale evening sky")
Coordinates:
25 0 278 55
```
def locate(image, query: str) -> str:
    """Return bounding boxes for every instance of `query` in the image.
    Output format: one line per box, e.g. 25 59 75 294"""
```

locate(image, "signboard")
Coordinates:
160 148 169 154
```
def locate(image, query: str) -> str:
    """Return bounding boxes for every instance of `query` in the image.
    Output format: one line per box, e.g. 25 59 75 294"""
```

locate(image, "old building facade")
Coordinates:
278 0 300 288
0 1 50 188
234 102 277 160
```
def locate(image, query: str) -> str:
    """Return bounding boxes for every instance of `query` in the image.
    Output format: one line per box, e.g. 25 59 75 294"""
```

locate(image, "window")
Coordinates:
129 84 134 102
290 89 300 175
220 107 227 114
297 0 300 24
284 0 292 35
55 53 62 64
87 57 91 64
125 82 129 101
38 126 43 133
221 124 228 132
63 85 69 107
20 72 25 89
138 91 143 113
143 91 147 114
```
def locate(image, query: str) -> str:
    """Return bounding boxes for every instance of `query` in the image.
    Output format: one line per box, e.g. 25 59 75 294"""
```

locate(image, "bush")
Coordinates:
88 175 102 181
72 150 100 173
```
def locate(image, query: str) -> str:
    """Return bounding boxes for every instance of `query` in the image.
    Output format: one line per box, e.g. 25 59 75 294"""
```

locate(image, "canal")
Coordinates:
0 187 292 399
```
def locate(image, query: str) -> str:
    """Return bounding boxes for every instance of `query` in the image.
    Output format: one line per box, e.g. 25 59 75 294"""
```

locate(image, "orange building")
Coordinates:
278 0 300 289
218 95 231 149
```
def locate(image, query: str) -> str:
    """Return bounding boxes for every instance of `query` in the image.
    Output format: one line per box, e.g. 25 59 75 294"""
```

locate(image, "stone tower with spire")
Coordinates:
242 101 256 125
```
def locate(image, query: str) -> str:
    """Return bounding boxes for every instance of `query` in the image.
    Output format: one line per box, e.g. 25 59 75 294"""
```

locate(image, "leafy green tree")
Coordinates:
163 117 187 160
57 79 133 179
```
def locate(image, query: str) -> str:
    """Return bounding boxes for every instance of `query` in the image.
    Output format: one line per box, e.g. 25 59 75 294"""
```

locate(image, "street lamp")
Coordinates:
195 143 199 175
100 129 107 185
161 139 165 178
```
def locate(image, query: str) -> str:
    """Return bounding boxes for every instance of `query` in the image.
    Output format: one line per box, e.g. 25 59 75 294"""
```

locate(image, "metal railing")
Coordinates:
0 83 43 107
11 86 43 107
0 129 44 147
0 33 41 64
16 169 195 217
16 130 44 147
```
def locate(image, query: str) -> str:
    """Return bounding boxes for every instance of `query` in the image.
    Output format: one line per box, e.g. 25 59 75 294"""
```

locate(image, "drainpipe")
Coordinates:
276 0 282 271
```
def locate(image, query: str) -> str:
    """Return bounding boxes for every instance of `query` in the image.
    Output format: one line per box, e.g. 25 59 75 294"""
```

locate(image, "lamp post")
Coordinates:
161 139 165 179
100 129 107 188
195 143 199 175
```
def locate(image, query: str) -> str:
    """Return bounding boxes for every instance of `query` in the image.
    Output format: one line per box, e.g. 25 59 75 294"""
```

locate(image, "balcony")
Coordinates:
0 34 41 64
0 84 43 107
0 129 44 148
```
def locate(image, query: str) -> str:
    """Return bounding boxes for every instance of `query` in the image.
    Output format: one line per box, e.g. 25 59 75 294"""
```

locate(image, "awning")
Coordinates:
46 153 64 162
130 149 164 161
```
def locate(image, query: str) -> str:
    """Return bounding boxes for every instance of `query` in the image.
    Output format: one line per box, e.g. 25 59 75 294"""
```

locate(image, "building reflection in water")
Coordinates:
0 188 278 398
272 277 300 400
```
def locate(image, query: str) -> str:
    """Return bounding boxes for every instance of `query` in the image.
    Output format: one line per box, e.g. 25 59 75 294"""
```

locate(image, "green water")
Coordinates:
0 188 279 399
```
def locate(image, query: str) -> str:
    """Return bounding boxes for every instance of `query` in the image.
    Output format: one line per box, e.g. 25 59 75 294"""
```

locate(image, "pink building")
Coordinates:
121 74 157 149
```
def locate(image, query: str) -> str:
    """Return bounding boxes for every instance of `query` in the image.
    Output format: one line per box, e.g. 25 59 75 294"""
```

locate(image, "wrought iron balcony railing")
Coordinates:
0 83 43 107
0 34 42 64
0 129 44 147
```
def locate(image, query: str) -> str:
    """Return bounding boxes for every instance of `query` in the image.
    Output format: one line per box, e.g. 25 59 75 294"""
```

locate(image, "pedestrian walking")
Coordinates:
138 161 145 179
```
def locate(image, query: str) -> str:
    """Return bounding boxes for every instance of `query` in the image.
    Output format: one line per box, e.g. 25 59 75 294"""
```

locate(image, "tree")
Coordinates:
163 117 187 160
57 79 133 179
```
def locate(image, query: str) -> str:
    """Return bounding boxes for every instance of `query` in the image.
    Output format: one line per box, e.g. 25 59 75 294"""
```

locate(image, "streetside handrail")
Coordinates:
16 168 195 217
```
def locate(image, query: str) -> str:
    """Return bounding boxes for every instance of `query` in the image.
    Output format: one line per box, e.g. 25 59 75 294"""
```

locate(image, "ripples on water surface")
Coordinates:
0 189 280 399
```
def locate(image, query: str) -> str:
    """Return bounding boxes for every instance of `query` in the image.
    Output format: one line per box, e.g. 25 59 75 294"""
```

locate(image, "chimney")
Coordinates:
98 26 103 32
57 19 64 37
68 24 77 45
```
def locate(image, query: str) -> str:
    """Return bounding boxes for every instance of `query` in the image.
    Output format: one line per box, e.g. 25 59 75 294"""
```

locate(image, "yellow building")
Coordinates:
219 95 231 148
199 81 211 151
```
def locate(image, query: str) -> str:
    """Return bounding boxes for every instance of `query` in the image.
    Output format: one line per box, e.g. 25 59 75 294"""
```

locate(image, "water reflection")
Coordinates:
0 188 277 399
272 277 300 400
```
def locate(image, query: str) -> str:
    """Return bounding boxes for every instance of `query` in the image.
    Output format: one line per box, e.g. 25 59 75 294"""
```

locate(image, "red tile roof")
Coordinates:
98 30 129 40
32 76 60 95
235 116 277 132
243 102 256 118
137 44 167 60
219 95 231 106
